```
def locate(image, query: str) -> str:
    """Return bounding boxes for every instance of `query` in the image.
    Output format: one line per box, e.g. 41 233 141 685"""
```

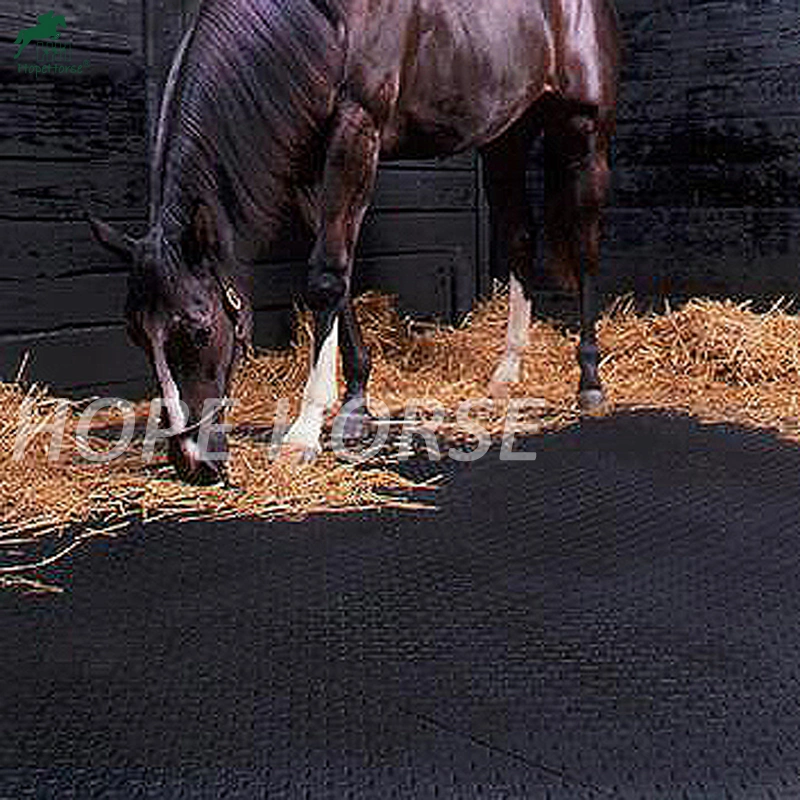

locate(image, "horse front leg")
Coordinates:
545 108 612 410
280 101 380 462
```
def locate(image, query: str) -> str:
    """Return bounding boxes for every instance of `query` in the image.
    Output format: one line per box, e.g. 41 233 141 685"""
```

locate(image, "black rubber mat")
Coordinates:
3 411 800 799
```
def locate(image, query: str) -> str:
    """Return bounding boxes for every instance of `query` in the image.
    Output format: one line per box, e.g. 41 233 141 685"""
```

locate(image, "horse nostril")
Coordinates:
194 327 212 348
187 460 225 486
168 435 227 485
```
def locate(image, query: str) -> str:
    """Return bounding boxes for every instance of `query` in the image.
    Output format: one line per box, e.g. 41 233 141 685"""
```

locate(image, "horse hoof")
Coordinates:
578 389 605 411
274 441 320 465
334 409 374 445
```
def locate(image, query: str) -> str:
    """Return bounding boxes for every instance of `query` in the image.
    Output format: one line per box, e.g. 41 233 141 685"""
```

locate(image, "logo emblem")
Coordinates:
13 10 66 59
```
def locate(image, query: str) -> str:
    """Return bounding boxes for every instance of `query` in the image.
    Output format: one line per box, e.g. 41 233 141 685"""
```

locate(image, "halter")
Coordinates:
213 268 250 350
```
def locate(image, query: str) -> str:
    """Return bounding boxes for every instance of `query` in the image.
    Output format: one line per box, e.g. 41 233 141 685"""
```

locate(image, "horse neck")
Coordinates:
156 130 291 265
151 0 341 256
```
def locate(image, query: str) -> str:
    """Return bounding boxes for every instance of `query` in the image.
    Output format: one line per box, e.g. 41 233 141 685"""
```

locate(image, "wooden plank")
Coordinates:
223 200 480 265
617 69 800 128
252 308 295 351
0 219 146 280
475 156 492 299
617 0 731 16
356 252 456 320
619 5 800 82
603 207 800 266
0 158 147 221
608 0 800 303
0 99 146 160
372 168 476 212
359 211 477 256
251 251 457 320
611 161 800 209
0 42 145 104
249 250 460 353
0 273 127 334
145 0 186 164
0 324 149 394
613 116 800 212
382 150 476 171
601 207 800 300
0 50 146 160
0 211 475 280
250 261 306 310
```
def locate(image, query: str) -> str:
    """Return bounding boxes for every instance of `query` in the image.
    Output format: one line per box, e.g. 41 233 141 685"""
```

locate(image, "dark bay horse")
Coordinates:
91 0 619 483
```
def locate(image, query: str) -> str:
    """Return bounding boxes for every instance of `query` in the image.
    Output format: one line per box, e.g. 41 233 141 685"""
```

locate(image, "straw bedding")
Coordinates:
3 292 800 587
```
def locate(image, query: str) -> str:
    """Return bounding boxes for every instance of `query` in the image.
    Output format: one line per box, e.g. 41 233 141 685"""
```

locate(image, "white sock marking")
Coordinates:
491 273 531 386
285 318 340 454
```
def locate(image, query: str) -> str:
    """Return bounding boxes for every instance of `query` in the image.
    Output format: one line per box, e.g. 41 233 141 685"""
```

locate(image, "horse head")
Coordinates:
89 204 252 484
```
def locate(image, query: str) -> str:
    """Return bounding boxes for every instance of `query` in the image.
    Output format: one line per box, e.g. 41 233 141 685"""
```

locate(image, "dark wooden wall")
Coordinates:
0 0 149 395
0 0 488 395
4 0 800 393
603 0 800 305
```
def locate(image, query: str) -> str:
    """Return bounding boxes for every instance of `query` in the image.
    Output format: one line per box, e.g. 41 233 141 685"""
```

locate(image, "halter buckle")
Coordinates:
224 284 243 313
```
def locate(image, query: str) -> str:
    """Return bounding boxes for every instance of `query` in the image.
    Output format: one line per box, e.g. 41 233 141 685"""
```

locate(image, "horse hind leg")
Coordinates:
337 296 372 442
480 115 539 398
543 104 612 409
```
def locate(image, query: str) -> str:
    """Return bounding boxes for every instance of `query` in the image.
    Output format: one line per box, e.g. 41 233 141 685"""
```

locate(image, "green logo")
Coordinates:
13 10 66 59
13 10 89 76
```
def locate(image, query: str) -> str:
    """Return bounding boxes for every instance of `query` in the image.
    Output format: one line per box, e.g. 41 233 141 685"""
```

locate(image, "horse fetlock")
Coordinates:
333 396 373 443
578 387 605 411
490 351 522 387
281 404 326 459
577 341 600 367
276 440 322 465
279 428 323 464
577 341 602 395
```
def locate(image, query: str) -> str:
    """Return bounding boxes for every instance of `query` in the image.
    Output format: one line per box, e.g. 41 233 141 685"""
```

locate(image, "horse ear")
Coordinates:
88 216 136 262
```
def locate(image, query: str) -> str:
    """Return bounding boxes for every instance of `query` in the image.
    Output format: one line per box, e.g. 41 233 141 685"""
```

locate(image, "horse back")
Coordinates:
341 0 618 158
546 0 619 109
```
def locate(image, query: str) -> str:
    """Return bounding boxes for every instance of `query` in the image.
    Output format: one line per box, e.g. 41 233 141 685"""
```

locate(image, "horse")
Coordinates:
90 0 619 484
13 11 67 59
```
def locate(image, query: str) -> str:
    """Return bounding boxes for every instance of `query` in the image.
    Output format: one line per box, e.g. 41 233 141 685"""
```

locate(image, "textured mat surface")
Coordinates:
2 411 800 799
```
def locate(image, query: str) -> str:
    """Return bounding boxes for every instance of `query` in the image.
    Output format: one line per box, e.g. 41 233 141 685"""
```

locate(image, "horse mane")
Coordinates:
154 0 346 258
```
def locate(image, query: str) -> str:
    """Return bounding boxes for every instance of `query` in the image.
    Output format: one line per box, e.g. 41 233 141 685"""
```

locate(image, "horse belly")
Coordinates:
380 0 554 158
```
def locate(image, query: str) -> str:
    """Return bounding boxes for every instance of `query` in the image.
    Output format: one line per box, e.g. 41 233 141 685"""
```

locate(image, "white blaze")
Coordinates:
153 348 188 433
